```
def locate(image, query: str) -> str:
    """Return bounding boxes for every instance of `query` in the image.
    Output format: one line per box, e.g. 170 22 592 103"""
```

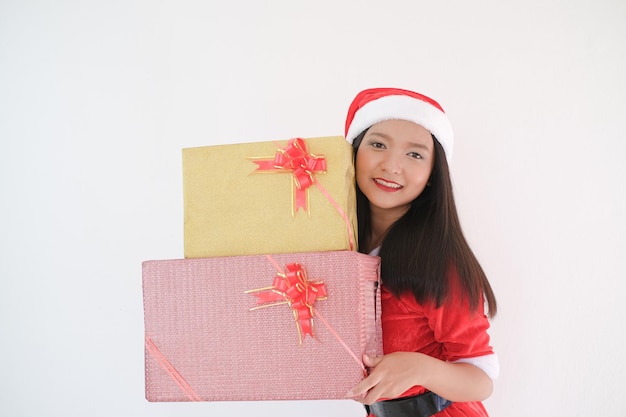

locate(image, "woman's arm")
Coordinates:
347 352 493 405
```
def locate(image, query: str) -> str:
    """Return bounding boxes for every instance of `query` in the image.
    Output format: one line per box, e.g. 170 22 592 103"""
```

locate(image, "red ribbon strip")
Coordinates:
248 262 327 343
252 138 327 213
145 337 202 401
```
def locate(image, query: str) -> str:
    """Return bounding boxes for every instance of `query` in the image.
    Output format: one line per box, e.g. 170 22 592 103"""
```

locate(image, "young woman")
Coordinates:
344 88 498 417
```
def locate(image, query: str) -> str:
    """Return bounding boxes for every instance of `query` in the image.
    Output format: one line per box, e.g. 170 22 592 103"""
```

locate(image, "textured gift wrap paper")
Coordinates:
142 250 382 401
182 136 357 258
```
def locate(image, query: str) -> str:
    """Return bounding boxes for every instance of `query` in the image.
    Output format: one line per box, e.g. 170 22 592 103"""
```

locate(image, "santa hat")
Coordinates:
344 87 454 161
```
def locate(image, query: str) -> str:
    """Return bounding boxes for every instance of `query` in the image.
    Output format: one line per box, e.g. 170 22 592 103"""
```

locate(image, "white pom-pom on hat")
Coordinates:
344 88 454 162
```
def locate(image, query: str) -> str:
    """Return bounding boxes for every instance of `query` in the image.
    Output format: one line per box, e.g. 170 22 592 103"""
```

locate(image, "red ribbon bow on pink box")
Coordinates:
246 262 327 344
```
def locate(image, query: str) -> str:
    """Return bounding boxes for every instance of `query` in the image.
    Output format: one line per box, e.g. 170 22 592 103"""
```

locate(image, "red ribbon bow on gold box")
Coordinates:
250 138 327 214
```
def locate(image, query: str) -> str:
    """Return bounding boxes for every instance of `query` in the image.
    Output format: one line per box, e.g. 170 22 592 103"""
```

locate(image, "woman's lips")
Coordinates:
373 178 402 192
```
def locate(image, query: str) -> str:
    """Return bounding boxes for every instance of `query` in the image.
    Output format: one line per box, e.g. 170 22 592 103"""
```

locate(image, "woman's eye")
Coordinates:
371 141 385 149
408 152 422 159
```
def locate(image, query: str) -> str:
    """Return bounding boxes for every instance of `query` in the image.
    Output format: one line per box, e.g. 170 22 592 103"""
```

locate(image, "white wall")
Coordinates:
1 1 625 416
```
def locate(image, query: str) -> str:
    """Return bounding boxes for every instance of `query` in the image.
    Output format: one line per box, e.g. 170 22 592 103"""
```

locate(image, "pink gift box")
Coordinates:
142 250 382 402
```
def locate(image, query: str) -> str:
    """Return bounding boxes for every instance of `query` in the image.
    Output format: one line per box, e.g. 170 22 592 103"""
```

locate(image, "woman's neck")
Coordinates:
366 204 408 253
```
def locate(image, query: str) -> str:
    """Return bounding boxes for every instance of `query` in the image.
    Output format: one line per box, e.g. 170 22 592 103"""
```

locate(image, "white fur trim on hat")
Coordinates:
345 94 454 162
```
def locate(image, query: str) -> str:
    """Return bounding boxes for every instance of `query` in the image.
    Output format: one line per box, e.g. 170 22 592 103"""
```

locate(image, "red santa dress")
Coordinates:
378 265 497 416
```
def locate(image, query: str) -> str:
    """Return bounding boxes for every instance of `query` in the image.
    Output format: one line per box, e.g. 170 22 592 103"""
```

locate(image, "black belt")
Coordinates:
365 391 452 417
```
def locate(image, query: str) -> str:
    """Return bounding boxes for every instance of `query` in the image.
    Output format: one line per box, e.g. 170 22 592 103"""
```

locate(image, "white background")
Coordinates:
1 1 625 416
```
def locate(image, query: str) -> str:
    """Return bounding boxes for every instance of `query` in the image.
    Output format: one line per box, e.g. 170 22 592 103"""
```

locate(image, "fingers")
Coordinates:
363 353 383 369
346 373 376 399
348 352 421 404
346 354 385 403
360 382 387 405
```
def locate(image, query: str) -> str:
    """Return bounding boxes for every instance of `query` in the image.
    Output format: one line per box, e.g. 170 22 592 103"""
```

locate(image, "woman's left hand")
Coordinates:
347 352 429 404
347 351 494 404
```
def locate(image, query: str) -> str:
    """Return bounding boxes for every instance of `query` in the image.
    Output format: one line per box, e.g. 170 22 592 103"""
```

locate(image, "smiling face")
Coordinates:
355 119 435 220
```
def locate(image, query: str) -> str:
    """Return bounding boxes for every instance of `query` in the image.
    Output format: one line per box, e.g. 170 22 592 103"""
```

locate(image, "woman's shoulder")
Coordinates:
381 285 436 315
381 285 423 313
382 268 485 318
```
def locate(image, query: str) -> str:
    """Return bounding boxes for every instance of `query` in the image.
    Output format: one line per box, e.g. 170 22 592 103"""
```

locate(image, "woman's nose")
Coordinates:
381 153 402 174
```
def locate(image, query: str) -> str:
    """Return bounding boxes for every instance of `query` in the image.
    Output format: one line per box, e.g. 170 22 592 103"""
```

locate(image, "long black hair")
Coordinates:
353 129 497 317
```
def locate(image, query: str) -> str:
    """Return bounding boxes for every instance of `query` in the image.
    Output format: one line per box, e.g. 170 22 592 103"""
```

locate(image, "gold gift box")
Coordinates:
183 136 357 258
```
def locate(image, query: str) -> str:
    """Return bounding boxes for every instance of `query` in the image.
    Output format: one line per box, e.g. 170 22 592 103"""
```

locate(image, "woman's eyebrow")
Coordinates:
366 130 392 140
406 141 431 150
368 131 431 150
